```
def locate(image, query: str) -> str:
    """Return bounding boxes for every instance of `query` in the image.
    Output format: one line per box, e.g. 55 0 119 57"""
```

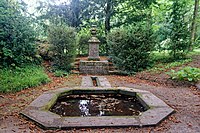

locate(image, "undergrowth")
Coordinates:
167 67 200 82
147 58 192 73
54 70 69 77
0 65 50 93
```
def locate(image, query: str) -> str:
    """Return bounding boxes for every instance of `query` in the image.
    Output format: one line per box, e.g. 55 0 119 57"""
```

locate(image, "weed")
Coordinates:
0 65 50 93
167 67 200 82
54 70 69 77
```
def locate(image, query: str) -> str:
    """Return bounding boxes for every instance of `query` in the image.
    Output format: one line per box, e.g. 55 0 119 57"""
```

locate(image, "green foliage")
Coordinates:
188 48 200 56
54 70 69 77
37 43 54 60
0 65 50 93
0 0 39 67
107 23 155 73
76 28 90 55
168 0 190 59
48 25 77 71
168 67 200 82
148 58 192 73
114 0 156 27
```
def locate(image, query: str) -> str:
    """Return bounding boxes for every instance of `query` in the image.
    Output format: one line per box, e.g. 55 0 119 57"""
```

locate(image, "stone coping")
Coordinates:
81 76 111 87
20 87 174 129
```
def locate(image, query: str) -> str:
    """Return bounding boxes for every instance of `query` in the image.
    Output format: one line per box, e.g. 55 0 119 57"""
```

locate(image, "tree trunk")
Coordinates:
71 0 80 27
105 0 111 35
190 0 199 49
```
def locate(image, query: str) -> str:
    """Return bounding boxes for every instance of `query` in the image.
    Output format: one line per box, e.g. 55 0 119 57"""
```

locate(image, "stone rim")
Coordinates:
20 87 174 129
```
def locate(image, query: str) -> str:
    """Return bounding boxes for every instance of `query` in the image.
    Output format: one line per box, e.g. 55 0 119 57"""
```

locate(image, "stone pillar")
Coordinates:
88 25 100 61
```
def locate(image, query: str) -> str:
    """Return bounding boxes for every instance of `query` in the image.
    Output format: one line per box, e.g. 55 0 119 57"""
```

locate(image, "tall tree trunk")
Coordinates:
71 0 80 27
104 0 112 54
105 0 111 35
190 0 199 49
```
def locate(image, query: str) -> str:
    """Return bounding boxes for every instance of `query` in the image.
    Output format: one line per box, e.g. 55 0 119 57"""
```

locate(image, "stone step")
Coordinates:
75 61 79 65
72 58 119 75
71 70 81 74
71 67 79 71
108 62 114 66
75 58 81 61
109 66 117 70
72 62 79 66
108 70 120 75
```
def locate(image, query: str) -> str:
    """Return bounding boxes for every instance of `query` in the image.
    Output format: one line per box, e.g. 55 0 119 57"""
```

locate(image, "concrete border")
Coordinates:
81 76 111 87
20 87 174 129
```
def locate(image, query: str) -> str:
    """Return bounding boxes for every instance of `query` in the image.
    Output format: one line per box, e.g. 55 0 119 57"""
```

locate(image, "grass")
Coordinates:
0 65 50 93
147 59 192 73
151 48 200 63
188 48 200 56
147 48 200 73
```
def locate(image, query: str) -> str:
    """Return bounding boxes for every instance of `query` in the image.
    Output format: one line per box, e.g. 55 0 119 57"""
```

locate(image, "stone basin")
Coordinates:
20 87 174 129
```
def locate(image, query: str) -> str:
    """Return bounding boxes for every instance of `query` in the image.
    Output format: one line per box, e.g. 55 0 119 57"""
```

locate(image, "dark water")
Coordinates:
50 94 146 117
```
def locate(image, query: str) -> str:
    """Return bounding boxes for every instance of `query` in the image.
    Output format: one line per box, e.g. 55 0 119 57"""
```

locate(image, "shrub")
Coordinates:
54 70 69 77
0 0 39 67
0 65 50 93
168 67 200 82
48 25 77 71
107 23 155 73
76 28 90 55
37 42 54 60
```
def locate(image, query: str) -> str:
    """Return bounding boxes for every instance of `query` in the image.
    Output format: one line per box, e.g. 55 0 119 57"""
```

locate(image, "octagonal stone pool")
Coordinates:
21 87 174 129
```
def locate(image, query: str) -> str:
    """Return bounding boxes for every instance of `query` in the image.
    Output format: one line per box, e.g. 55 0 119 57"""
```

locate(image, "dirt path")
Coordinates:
0 56 200 133
107 75 200 133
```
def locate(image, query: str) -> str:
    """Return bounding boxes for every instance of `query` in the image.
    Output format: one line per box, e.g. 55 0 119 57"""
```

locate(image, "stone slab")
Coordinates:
62 116 139 128
96 76 111 87
139 107 174 126
79 60 109 75
139 93 170 107
81 76 111 87
29 93 57 110
81 76 94 87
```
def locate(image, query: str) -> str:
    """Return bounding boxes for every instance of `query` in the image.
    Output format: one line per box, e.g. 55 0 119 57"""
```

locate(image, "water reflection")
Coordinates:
79 100 106 116
79 100 91 116
50 94 146 117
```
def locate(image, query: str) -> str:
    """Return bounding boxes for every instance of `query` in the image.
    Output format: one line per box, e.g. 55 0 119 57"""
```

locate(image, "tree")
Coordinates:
168 0 190 58
190 0 199 48
36 0 89 27
0 0 38 67
107 23 155 73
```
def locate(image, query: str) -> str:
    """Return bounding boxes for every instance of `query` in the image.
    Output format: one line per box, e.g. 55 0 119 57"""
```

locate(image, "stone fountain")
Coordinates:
20 26 174 130
79 25 109 74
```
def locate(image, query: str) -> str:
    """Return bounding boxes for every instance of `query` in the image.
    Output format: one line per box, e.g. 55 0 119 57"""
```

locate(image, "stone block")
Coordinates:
79 60 109 75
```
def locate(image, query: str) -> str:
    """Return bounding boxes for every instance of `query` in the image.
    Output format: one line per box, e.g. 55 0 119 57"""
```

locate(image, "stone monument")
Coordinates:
79 25 109 75
88 25 100 61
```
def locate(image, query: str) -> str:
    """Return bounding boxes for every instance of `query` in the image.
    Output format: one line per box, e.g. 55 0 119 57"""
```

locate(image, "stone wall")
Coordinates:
79 60 109 75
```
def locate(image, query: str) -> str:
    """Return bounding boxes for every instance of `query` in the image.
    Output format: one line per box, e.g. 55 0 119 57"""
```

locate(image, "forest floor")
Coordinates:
0 55 200 133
